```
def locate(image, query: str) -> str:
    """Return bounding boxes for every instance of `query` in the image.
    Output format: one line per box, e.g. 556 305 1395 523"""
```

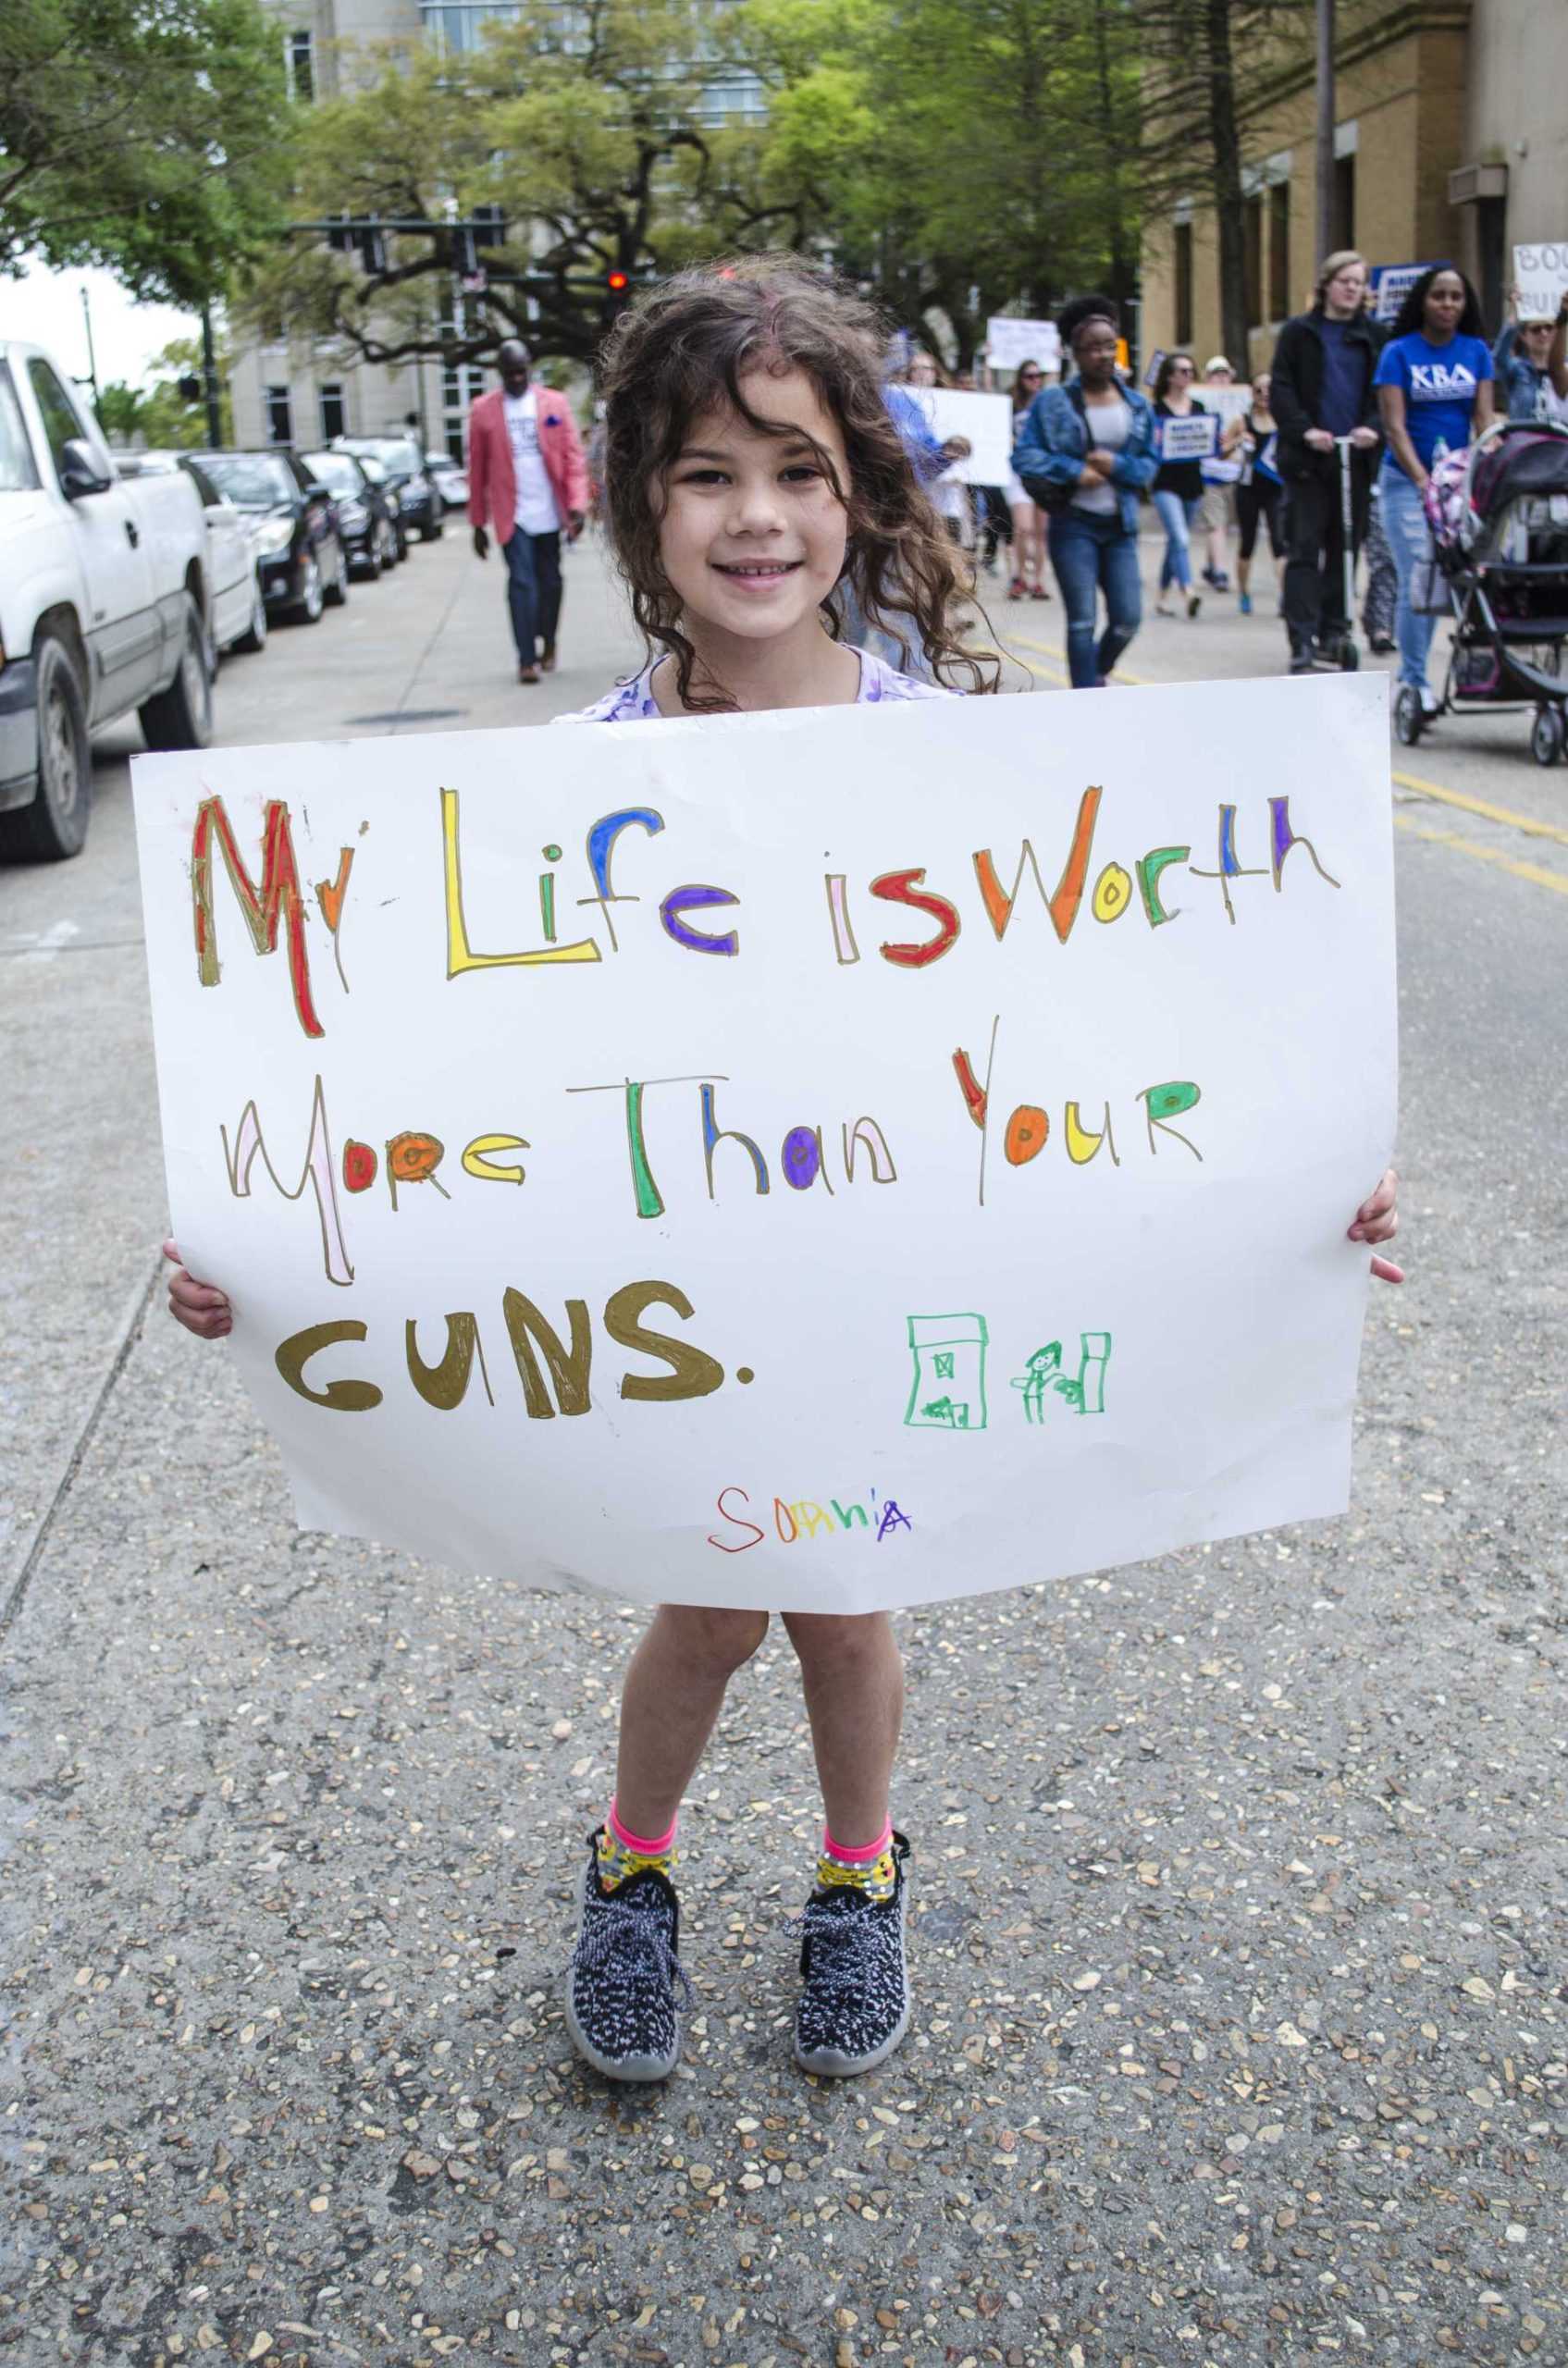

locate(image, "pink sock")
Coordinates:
822 1818 894 1864
609 1799 678 1856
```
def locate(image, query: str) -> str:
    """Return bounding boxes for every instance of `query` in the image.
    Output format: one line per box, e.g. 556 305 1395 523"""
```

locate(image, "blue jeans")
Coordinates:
1378 466 1438 690
1152 489 1201 591
1046 508 1142 687
502 527 562 665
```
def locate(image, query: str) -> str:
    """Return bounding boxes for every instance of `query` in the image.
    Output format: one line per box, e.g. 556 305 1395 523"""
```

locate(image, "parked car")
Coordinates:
352 453 407 561
196 449 350 623
0 339 212 860
116 449 268 657
426 450 469 512
299 448 400 576
335 436 441 541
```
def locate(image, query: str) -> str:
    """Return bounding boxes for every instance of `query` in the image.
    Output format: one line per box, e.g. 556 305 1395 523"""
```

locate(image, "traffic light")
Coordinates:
471 205 506 250
606 270 629 294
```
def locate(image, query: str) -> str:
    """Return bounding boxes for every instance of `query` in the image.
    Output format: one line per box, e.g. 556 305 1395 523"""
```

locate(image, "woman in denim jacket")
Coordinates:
1011 297 1160 685
1492 287 1568 425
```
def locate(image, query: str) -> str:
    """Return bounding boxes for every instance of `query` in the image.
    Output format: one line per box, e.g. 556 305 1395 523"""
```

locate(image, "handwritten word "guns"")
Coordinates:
273 1280 746 1416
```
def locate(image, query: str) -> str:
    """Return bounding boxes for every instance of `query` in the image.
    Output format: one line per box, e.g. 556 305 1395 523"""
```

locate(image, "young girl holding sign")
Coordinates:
165 254 1403 2088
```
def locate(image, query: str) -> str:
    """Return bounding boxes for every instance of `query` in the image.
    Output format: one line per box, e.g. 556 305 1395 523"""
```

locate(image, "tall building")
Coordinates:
1138 0 1568 370
230 0 764 457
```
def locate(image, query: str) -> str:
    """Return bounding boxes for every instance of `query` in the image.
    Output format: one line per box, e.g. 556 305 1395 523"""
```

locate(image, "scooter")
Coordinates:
1313 435 1362 672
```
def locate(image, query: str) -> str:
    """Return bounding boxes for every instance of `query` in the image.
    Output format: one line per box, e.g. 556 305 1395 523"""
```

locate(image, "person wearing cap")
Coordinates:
1493 286 1568 424
1268 250 1383 673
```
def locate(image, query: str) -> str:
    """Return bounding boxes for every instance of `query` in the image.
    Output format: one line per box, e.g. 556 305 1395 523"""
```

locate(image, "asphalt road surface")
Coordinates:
2 524 1563 2368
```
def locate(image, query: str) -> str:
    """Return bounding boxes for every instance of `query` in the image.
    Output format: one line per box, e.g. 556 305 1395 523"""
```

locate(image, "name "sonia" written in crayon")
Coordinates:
708 1487 913 1553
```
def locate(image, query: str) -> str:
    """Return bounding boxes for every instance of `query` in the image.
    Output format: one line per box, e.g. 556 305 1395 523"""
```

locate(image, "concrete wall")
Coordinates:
1457 0 1568 257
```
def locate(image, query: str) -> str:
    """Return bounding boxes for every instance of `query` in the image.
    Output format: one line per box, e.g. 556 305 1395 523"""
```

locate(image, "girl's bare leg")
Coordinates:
613 1605 770 1837
781 1611 905 1846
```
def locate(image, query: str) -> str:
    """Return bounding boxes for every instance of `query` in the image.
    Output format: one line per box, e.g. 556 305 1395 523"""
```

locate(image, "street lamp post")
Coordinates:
80 287 100 407
201 304 223 447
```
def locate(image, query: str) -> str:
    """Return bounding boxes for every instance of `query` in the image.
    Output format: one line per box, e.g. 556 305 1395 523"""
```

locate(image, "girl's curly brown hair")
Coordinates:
598 253 1000 710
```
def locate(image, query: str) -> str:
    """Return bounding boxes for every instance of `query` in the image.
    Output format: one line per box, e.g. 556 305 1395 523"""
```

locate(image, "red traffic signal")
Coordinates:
606 270 629 293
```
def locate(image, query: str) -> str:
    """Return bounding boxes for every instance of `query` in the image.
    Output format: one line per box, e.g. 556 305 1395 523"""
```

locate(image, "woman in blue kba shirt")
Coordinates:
1375 264 1494 711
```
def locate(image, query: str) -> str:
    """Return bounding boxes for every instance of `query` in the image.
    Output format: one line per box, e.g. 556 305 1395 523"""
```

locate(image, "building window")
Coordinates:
1244 195 1265 328
1332 155 1354 253
420 1 522 53
1269 183 1290 320
319 382 345 440
286 30 314 101
1174 222 1192 347
265 384 293 445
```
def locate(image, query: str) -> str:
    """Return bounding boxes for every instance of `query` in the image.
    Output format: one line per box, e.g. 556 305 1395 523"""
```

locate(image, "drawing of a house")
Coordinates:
906 1314 989 1431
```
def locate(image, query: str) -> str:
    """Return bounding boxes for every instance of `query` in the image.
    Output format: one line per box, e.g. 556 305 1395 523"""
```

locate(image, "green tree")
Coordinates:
1131 0 1312 365
93 339 233 449
236 0 753 375
724 0 1141 367
0 0 294 305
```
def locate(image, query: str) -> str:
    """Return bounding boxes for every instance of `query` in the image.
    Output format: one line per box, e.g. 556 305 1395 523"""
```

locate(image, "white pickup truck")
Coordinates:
0 339 214 860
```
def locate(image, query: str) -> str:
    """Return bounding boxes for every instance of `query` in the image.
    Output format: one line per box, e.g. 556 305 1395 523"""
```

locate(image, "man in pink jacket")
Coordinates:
468 339 591 684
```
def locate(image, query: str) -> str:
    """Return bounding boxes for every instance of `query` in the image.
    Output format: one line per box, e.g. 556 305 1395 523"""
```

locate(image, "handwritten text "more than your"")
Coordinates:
188 788 1340 1042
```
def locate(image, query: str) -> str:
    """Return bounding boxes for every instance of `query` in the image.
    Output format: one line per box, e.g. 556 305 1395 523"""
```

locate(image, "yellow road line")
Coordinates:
1011 650 1068 685
1005 628 1153 686
1006 628 1568 867
1394 815 1568 897
1392 768 1568 847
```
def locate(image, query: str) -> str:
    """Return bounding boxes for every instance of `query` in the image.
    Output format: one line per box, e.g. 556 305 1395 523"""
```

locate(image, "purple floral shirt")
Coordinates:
556 646 952 722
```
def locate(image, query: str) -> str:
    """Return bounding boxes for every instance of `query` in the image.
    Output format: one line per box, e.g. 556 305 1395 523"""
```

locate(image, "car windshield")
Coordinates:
302 451 362 495
201 452 296 508
343 438 420 475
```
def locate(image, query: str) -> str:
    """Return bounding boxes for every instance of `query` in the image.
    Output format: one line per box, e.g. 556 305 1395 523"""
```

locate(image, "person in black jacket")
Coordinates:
1269 250 1383 672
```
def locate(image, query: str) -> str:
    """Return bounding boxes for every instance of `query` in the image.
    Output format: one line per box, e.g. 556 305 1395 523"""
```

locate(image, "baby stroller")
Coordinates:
1394 418 1568 765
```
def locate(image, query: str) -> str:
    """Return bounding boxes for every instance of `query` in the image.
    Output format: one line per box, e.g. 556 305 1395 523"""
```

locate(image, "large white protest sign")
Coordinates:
1156 413 1219 462
985 317 1062 375
133 676 1395 1616
1513 242 1568 324
905 388 1013 484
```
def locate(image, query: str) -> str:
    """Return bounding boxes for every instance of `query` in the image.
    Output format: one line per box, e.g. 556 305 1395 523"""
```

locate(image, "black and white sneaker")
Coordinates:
563 1830 692 2081
792 1833 912 2077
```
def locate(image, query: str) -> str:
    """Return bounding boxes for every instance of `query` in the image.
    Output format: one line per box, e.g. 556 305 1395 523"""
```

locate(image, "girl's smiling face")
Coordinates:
657 365 852 642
